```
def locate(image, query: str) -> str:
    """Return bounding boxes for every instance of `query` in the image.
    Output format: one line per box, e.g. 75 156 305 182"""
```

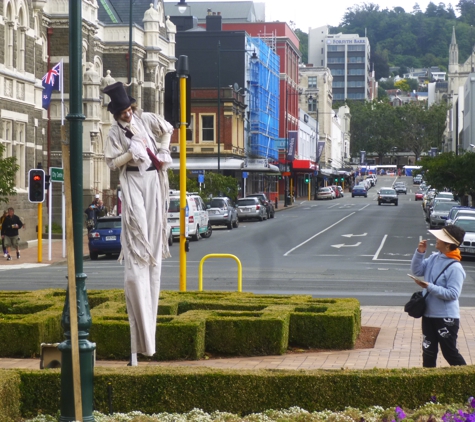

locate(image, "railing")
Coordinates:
198 254 242 292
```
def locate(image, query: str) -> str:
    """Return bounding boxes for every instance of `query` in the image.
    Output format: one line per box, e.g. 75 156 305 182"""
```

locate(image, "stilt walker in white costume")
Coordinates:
103 82 173 366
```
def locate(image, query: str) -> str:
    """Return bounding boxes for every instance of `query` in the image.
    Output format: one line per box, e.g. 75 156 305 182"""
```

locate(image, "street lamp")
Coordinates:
175 0 189 14
217 41 258 172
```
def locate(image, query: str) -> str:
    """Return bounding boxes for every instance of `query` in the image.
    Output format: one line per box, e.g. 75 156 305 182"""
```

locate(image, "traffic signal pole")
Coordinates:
38 203 42 263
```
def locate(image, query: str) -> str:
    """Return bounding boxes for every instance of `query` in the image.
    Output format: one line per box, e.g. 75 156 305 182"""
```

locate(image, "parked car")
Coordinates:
453 216 475 258
378 188 398 206
330 185 341 198
425 197 459 222
337 186 344 197
445 206 475 226
246 193 275 219
168 192 211 241
316 187 335 200
415 191 424 201
207 197 239 229
393 182 407 194
236 197 267 221
367 174 377 185
88 216 122 260
422 189 437 211
429 201 461 229
351 185 367 198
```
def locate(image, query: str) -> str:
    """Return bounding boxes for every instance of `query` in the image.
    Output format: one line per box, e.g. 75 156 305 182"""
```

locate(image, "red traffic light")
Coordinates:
33 175 41 181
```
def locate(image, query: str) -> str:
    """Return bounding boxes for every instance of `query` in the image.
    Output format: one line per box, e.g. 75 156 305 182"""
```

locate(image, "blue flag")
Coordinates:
42 62 61 110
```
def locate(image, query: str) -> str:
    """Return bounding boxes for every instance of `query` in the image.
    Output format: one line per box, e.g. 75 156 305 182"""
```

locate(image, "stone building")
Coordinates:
0 0 176 242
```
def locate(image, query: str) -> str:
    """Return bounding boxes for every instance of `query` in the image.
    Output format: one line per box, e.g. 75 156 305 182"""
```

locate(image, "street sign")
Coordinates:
242 172 248 179
282 171 291 176
50 167 64 183
198 174 205 183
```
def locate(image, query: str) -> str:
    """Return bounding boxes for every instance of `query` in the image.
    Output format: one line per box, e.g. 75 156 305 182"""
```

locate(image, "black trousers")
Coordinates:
421 316 466 367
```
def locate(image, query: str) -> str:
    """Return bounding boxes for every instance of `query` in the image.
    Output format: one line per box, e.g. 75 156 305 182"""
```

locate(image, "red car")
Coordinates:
415 191 424 201
330 185 341 198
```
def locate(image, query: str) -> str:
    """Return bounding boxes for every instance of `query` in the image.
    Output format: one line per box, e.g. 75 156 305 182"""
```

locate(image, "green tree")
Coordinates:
294 29 308 64
0 143 18 205
394 79 411 92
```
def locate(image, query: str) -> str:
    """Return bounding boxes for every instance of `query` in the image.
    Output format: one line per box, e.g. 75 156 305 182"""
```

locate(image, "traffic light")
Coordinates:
334 177 338 183
28 169 45 203
340 177 344 182
305 174 309 184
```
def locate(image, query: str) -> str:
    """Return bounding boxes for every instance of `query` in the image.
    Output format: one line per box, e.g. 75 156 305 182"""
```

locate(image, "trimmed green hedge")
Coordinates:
0 370 21 421
9 365 475 418
0 290 360 361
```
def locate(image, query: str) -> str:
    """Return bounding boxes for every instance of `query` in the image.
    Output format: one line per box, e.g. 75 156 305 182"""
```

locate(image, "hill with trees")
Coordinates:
294 1 475 78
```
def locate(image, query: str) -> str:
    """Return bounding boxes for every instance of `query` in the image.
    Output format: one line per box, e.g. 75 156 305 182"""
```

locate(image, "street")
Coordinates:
2 176 475 306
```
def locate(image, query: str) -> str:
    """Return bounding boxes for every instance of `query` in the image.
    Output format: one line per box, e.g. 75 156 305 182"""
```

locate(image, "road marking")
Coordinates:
358 204 371 211
331 242 362 249
327 203 340 209
372 234 388 260
342 233 367 238
283 212 355 256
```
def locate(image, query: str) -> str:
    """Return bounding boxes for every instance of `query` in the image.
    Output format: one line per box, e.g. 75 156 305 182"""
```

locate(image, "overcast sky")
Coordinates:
182 1 457 31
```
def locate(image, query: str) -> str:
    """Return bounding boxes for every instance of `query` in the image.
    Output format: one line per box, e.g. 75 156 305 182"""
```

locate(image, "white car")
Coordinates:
453 216 475 257
316 187 335 200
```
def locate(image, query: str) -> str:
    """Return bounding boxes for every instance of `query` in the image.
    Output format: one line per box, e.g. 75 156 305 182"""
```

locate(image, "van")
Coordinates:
168 191 211 241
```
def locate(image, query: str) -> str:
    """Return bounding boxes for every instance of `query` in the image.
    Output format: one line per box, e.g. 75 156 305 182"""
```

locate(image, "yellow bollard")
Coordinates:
198 254 242 292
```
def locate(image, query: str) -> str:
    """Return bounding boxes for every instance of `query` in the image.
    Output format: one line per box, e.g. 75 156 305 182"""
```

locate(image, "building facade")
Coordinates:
308 25 375 102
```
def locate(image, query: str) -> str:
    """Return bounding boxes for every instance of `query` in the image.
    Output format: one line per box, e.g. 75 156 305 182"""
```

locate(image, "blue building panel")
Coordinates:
247 37 280 161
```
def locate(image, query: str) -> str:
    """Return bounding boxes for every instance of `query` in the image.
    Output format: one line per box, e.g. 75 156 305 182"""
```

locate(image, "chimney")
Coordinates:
206 11 222 31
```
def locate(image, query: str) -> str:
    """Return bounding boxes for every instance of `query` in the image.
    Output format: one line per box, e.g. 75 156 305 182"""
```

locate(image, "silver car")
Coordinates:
236 197 267 221
429 201 460 229
207 197 239 229
454 216 475 257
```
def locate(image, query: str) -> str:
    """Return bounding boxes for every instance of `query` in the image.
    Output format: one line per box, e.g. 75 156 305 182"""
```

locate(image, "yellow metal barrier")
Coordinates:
198 254 242 292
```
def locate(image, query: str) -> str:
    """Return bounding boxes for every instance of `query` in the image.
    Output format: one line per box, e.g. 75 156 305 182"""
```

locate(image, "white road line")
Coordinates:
372 234 388 260
284 212 355 256
358 204 371 211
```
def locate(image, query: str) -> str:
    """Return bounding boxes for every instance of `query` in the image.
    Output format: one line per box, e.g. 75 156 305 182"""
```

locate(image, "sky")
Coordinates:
263 0 456 30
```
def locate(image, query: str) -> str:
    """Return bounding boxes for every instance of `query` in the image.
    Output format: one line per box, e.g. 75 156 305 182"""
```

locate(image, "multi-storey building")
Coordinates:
308 25 375 102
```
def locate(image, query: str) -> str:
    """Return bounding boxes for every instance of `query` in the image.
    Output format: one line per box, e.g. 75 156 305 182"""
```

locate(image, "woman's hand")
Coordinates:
414 278 429 289
417 239 427 253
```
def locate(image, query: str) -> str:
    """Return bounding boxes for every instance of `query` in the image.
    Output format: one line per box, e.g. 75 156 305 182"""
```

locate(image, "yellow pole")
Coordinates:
38 203 42 263
179 73 187 292
308 180 311 201
290 178 294 203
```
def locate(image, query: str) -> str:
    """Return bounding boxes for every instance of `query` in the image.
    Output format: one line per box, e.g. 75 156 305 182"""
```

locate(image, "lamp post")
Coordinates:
175 0 189 13
217 41 257 173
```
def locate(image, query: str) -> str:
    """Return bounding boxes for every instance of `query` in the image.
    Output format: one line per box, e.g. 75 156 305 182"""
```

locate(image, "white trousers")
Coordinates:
121 169 163 356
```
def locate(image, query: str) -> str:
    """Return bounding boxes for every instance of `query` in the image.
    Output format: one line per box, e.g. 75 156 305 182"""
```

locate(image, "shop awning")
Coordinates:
170 157 244 171
292 159 316 170
243 162 281 173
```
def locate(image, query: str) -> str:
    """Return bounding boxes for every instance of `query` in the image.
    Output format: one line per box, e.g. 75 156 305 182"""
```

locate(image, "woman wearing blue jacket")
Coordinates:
411 225 466 367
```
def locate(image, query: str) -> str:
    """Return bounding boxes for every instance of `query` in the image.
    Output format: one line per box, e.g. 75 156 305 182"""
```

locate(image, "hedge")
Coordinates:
0 290 360 361
6 365 475 419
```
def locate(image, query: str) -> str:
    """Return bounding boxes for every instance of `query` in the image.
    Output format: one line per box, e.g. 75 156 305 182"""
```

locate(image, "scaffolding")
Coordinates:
248 37 279 161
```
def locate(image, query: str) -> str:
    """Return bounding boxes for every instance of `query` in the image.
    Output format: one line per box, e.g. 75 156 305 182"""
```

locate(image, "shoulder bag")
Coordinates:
404 261 457 318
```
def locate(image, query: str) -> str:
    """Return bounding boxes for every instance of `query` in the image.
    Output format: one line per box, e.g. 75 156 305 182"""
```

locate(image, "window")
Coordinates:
348 45 365 51
348 69 365 75
328 57 345 64
327 45 345 52
2 120 13 159
15 123 26 188
308 76 317 89
186 115 194 142
331 69 345 76
308 97 317 112
5 4 14 67
201 115 215 142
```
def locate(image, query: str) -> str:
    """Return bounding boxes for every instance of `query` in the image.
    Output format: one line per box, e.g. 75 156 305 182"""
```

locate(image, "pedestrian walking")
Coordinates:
103 81 173 366
0 207 25 260
0 210 8 257
410 226 467 367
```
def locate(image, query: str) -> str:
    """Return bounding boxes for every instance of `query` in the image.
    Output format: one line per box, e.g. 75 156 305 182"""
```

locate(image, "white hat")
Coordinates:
95 194 100 199
428 228 461 246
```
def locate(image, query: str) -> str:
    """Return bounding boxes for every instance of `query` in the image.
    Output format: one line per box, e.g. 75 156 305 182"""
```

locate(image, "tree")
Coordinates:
295 29 308 64
394 79 411 92
0 143 18 205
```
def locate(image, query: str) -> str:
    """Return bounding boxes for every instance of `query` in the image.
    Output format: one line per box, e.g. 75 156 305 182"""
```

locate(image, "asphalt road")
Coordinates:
3 175 475 306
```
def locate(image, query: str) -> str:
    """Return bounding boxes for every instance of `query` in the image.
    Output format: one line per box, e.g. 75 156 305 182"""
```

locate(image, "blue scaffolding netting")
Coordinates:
248 37 279 161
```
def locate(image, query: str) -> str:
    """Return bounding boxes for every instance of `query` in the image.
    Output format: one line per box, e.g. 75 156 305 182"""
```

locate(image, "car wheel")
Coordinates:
168 230 173 246
227 221 233 230
201 223 212 239
364 195 367 198
352 195 355 198
378 202 381 206
90 252 98 261
395 202 398 206
192 226 200 241
259 214 264 221
233 218 239 228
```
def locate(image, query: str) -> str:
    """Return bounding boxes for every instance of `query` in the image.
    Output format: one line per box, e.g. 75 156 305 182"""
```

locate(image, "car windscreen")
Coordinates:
96 220 121 229
380 189 396 194
168 199 180 213
434 202 459 211
455 219 475 232
209 199 225 208
318 188 330 192
237 199 257 206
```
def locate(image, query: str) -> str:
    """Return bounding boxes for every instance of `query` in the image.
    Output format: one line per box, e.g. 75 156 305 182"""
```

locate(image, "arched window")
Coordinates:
17 7 26 71
5 2 14 68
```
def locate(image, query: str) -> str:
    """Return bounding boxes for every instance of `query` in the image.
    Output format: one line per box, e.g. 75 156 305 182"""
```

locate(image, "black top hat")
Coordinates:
103 82 136 115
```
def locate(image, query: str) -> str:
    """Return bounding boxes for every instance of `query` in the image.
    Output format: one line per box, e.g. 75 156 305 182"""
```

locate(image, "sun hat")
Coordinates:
429 228 461 246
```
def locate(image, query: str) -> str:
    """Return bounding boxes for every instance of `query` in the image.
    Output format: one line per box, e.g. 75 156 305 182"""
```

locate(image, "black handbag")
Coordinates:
404 261 457 318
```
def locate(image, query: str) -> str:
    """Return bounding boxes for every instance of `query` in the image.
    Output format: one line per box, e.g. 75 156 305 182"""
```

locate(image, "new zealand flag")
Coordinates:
42 62 61 110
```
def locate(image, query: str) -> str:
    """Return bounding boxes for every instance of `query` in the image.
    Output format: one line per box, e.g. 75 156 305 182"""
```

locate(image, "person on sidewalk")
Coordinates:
0 210 8 257
411 226 467 368
0 207 25 261
103 81 172 366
